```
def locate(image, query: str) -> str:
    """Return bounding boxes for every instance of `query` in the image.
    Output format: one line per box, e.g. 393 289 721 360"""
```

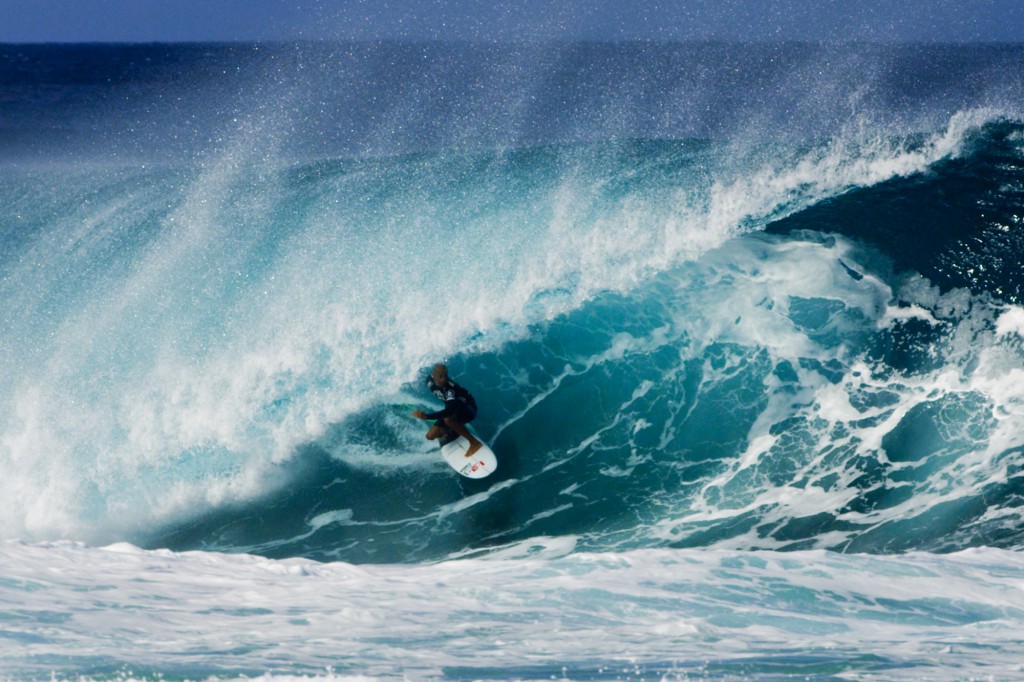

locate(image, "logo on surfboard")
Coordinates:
460 459 489 476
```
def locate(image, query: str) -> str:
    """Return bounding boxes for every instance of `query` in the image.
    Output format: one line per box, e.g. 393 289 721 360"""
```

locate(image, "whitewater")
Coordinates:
3 42 1024 679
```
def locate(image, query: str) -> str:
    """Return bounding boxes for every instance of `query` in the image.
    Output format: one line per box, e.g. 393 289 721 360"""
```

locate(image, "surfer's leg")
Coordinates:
425 424 445 440
444 416 482 457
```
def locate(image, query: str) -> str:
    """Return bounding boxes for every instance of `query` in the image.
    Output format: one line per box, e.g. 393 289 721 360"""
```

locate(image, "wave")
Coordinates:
157 213 1024 561
2 43 1024 561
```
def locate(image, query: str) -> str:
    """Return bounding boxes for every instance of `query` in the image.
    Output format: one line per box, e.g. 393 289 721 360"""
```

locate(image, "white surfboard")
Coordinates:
440 433 498 479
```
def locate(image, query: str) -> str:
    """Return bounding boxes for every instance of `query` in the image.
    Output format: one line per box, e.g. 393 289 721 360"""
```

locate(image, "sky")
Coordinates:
0 0 1021 44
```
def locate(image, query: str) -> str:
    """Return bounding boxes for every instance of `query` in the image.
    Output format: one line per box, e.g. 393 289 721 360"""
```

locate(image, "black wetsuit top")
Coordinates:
424 376 477 424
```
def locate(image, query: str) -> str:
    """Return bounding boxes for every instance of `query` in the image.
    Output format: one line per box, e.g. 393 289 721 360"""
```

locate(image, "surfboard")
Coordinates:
439 430 498 479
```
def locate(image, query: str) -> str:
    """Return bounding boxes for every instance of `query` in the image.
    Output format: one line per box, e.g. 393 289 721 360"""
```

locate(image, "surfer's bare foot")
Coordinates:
465 441 482 457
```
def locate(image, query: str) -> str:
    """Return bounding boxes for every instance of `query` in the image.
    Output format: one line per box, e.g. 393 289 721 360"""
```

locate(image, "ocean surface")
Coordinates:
3 41 1024 680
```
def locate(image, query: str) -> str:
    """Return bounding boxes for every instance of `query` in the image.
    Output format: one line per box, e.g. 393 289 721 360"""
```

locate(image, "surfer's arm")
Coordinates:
420 406 449 420
412 406 448 420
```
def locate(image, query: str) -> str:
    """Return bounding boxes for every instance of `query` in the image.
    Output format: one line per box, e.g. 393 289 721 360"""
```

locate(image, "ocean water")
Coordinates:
2 41 1024 680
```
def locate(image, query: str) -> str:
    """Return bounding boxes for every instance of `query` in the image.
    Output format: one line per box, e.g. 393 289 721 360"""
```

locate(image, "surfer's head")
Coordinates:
432 363 449 386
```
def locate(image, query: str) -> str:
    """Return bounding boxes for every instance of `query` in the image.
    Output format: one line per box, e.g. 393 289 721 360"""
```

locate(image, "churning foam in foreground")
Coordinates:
4 540 1024 680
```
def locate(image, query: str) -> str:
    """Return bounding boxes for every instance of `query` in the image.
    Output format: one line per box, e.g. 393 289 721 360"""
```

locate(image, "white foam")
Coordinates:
4 541 1024 680
882 302 940 327
995 305 1024 338
544 225 1024 553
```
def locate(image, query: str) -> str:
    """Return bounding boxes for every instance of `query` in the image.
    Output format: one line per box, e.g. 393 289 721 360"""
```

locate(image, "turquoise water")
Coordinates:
3 42 1024 679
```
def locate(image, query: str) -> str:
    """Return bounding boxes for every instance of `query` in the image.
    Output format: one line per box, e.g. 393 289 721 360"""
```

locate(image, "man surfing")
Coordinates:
412 363 483 457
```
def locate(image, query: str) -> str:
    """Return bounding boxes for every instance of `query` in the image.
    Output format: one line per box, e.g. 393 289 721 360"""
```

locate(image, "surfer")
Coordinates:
412 363 483 457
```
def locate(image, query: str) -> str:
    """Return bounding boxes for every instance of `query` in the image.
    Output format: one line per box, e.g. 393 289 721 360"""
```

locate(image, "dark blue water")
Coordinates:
2 42 1024 565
